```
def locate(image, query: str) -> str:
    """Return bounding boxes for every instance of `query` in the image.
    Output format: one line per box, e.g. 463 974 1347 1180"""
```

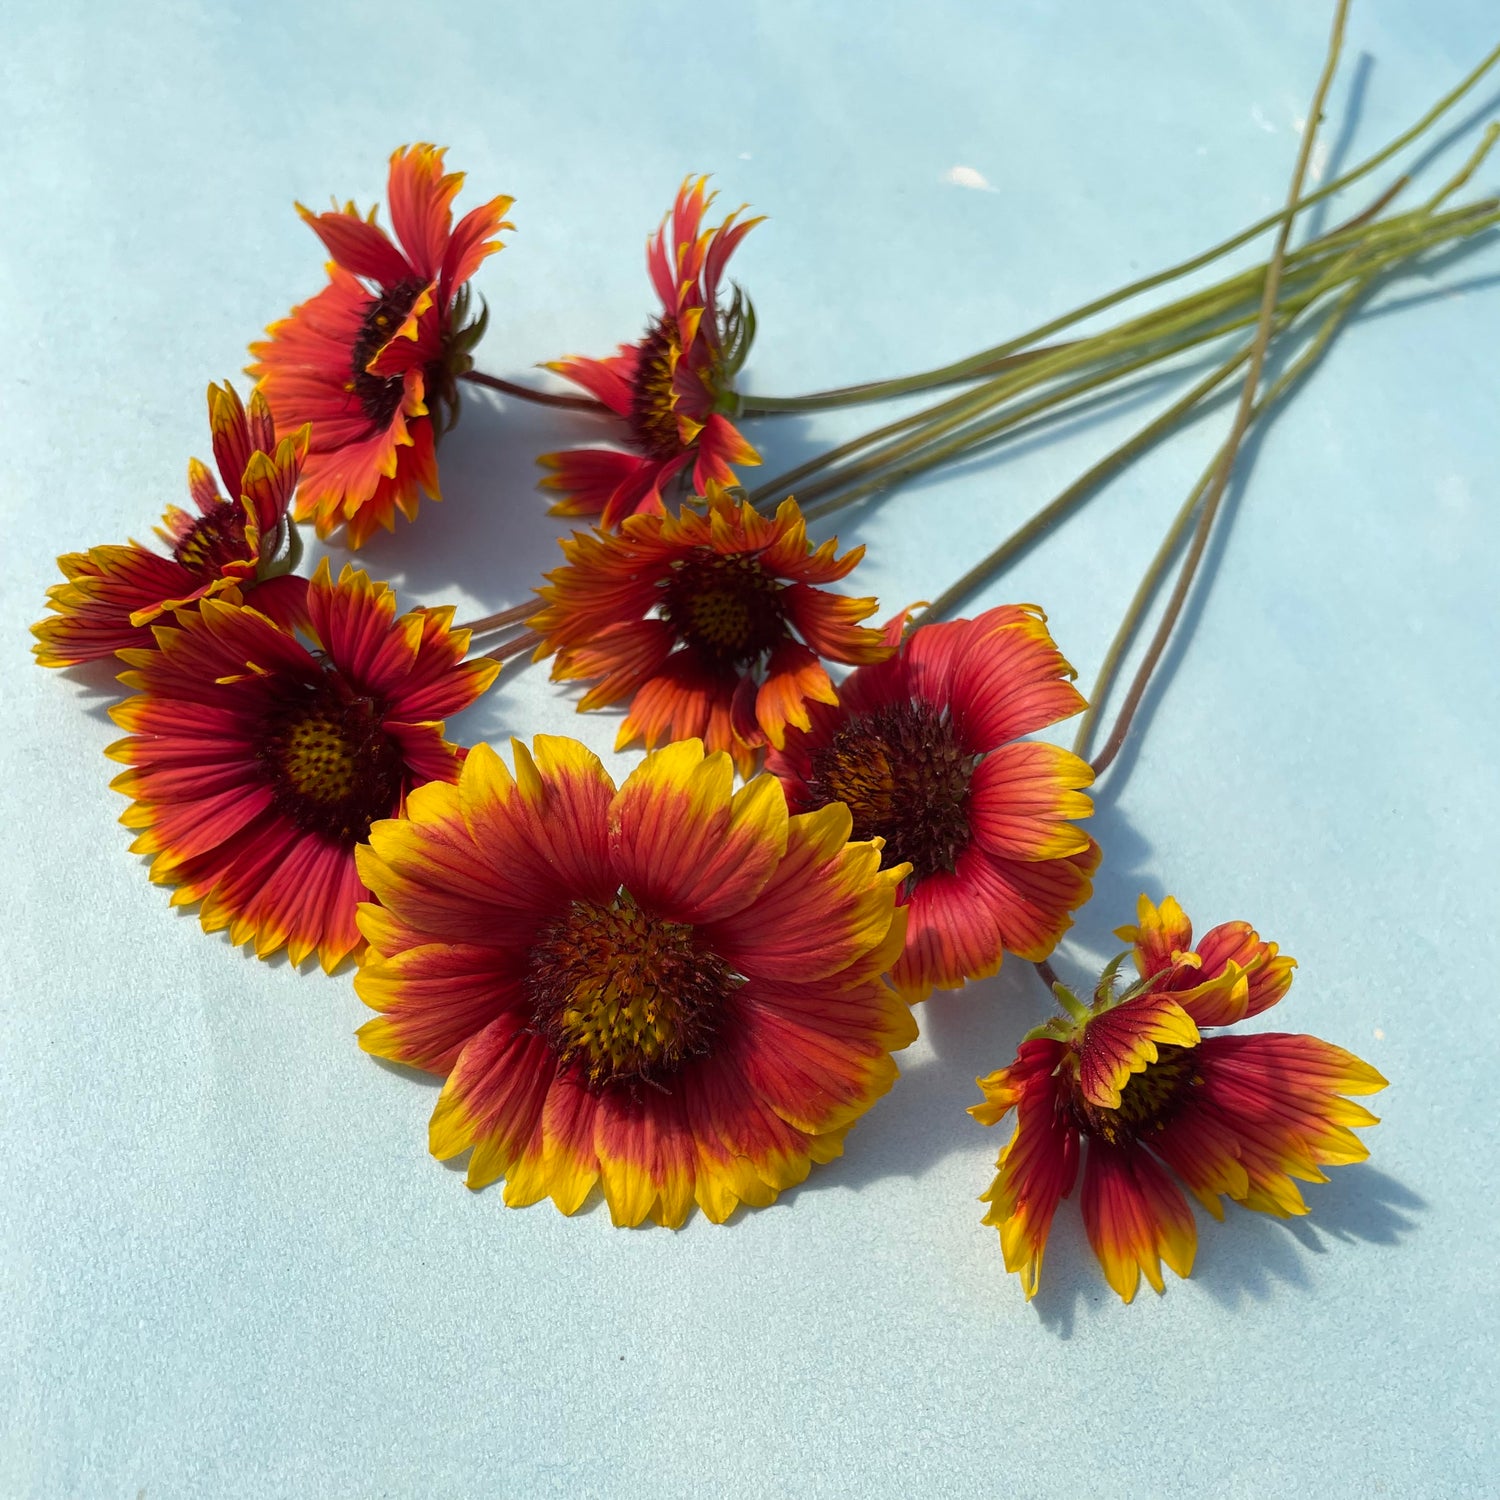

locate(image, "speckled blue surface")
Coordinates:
4 2 1498 1495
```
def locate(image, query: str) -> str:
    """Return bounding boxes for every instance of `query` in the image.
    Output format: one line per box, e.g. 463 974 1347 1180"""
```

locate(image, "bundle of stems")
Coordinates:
730 40 1500 517
461 35 1499 651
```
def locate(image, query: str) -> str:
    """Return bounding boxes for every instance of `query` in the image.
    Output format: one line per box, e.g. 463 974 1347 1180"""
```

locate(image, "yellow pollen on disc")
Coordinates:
281 712 362 803
528 897 738 1089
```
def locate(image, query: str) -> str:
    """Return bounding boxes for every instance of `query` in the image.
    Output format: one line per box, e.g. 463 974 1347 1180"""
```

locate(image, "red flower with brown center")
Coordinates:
767 605 1098 1001
540 176 761 529
970 895 1386 1302
32 382 307 667
249 144 513 548
529 487 890 776
356 735 915 1224
105 561 498 970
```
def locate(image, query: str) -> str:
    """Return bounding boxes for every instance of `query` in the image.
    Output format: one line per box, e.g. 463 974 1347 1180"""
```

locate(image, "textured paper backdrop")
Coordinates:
3 1 1497 1495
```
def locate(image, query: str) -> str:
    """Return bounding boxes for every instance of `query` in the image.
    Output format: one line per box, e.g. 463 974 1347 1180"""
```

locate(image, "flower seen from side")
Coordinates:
767 605 1098 1002
32 382 308 667
355 736 915 1225
249 144 513 548
106 561 498 971
970 894 1387 1302
540 176 761 529
530 487 890 776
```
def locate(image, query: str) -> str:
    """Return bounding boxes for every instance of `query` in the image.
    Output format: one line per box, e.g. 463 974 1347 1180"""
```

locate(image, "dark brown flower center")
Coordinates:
629 315 687 459
256 672 406 845
659 553 788 666
526 896 740 1092
349 277 427 429
1071 1042 1201 1145
804 702 975 883
174 504 249 577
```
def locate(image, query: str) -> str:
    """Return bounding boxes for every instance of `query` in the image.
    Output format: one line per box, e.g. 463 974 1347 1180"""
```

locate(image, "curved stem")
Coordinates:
833 189 1498 580
735 344 1078 414
1075 127 1500 765
913 351 1247 623
798 199 1500 525
461 369 610 414
735 41 1495 427
1087 0 1349 778
748 196 1452 508
857 40 1498 397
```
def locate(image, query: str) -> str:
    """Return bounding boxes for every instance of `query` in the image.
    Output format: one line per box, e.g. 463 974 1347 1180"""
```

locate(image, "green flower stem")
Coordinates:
1081 116 1500 775
734 344 1083 415
908 191 1500 627
798 193 1500 522
736 39 1500 417
795 196 1497 523
748 195 1479 510
1071 296 1359 765
1083 0 1344 778
790 259 1349 519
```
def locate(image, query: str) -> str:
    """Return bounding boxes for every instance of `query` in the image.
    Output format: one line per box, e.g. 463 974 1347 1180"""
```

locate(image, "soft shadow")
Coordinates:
53 656 130 725
368 1055 445 1091
783 810 1154 1203
1304 53 1374 241
330 390 592 607
1400 84 1500 186
1027 1165 1421 1336
806 963 1041 1192
1189 1165 1423 1309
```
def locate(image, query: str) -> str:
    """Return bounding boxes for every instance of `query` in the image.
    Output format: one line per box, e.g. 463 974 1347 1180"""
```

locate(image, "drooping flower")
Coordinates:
767 604 1098 1002
249 144 513 548
530 488 890 776
970 894 1387 1303
106 561 498 971
32 382 308 667
540 176 761 528
356 735 914 1225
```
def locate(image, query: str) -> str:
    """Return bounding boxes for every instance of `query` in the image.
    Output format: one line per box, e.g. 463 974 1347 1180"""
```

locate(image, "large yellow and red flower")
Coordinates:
970 894 1386 1303
530 488 890 776
767 605 1098 1002
249 144 513 548
32 382 308 667
106 561 498 971
355 735 914 1224
540 176 761 529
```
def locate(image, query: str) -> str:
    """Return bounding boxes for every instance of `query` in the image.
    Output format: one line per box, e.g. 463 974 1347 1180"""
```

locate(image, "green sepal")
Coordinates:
255 517 302 582
718 282 757 386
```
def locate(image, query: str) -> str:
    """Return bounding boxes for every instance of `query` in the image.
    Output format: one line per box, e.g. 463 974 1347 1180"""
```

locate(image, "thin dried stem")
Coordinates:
1088 0 1350 779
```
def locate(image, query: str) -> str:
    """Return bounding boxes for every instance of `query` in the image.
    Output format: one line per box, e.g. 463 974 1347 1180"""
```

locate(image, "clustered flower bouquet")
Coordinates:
35 5 1497 1303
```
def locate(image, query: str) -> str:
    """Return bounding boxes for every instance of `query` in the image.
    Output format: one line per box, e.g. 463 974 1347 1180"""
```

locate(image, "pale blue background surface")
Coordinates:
3 2 1498 1496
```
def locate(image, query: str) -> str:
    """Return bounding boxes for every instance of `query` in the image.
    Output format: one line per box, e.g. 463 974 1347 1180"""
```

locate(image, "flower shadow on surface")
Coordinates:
1029 1164 1423 1339
54 656 132 727
324 388 829 610
777 800 1152 1201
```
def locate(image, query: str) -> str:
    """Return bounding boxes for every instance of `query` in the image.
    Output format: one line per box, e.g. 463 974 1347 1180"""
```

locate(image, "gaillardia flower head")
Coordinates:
32 382 307 667
540 176 761 529
355 735 915 1224
106 561 498 971
249 144 513 548
767 605 1098 1002
970 894 1386 1303
530 488 890 776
